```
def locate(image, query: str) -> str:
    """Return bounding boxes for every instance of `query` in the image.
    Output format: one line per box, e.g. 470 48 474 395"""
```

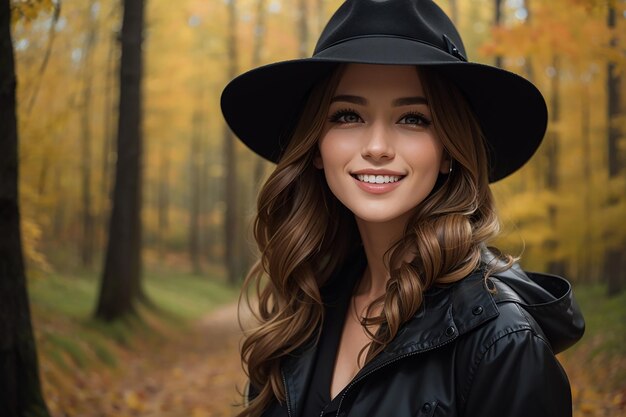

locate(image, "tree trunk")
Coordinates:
96 0 146 320
580 80 593 284
522 0 534 80
252 0 268 202
545 54 566 277
101 14 119 250
605 249 623 295
494 0 503 68
252 0 266 184
517 0 534 193
604 2 624 296
448 0 458 25
204 149 220 263
546 55 560 191
316 0 326 33
297 0 309 58
157 151 169 256
189 108 202 274
80 1 98 268
224 0 239 284
52 167 65 238
0 0 51 414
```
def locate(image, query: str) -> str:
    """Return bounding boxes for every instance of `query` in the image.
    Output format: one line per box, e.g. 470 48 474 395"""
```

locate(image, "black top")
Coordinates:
301 261 364 417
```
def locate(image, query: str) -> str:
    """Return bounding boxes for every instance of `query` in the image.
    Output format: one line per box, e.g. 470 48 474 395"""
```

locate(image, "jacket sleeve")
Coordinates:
462 328 573 417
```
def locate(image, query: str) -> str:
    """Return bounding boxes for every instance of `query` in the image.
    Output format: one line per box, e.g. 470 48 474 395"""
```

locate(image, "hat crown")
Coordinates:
313 0 467 60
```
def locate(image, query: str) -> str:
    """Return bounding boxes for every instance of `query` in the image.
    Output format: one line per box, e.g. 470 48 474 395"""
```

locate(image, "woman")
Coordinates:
220 1 585 416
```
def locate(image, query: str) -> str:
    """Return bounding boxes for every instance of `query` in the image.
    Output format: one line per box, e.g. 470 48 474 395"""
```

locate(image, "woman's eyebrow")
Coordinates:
393 96 428 106
330 94 367 105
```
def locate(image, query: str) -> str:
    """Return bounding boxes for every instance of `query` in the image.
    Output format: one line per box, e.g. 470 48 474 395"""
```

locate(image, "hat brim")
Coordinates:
220 37 547 182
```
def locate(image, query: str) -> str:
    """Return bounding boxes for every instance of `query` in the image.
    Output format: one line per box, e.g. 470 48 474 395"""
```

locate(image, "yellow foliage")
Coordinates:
10 0 54 26
10 0 626 279
21 217 51 273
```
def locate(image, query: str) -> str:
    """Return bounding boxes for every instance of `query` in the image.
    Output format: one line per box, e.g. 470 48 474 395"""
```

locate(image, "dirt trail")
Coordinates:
44 303 248 417
136 302 248 417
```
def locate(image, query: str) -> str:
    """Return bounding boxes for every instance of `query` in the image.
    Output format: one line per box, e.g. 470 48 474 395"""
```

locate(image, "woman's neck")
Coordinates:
355 214 409 299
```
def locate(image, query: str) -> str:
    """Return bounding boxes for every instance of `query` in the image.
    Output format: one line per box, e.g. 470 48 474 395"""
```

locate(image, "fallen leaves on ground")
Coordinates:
40 303 247 417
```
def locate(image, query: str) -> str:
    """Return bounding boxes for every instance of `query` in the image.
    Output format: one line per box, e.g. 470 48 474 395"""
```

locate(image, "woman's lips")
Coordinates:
351 173 405 194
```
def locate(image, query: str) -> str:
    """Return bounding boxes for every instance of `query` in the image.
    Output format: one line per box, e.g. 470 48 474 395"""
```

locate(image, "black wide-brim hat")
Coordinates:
221 0 548 182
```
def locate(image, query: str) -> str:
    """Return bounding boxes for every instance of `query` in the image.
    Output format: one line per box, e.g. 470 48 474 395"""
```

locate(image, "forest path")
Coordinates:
127 302 248 417
45 302 247 417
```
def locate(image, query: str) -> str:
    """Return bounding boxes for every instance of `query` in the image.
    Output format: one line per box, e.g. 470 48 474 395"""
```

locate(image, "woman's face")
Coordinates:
316 64 448 224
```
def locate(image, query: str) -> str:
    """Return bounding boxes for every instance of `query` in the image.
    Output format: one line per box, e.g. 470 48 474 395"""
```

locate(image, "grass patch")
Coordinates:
81 333 118 367
143 269 237 320
29 266 238 375
45 334 89 369
570 284 626 357
28 272 98 318
43 345 71 372
29 267 237 322
563 283 626 390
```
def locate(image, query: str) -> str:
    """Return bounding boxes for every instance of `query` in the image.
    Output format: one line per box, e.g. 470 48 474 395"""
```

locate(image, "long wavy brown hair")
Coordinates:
237 64 512 417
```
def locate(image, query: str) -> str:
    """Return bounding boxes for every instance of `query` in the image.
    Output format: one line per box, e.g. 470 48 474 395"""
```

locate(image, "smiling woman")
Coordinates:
220 1 585 417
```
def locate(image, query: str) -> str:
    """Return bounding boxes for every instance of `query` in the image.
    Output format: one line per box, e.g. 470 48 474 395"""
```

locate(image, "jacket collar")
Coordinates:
280 251 499 416
352 270 499 375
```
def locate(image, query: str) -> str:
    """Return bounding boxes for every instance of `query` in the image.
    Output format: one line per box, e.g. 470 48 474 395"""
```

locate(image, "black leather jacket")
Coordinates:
253 255 585 417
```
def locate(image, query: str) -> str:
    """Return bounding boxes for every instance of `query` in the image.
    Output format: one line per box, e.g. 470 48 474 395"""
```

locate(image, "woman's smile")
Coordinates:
350 169 406 194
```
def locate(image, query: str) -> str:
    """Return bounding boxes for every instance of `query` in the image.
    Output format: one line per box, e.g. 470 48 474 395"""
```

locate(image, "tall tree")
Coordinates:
80 0 98 267
316 0 326 33
95 0 146 320
101 3 121 250
522 0 534 81
223 0 239 284
297 0 309 57
494 0 503 68
157 149 170 256
448 0 458 24
579 72 594 283
0 0 50 414
189 103 202 274
545 54 566 277
252 0 268 184
604 1 624 296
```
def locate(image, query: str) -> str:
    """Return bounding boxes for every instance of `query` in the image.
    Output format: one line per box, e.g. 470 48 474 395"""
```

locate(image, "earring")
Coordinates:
448 160 453 174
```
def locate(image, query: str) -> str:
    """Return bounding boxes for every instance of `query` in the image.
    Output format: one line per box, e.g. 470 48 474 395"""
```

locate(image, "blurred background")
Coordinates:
4 0 625 416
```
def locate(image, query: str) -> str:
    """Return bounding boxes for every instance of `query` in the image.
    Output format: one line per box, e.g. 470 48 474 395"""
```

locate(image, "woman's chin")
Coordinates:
352 209 414 226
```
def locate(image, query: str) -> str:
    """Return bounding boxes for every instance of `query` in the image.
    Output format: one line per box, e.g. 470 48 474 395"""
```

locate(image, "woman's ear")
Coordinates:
313 151 324 169
439 153 452 174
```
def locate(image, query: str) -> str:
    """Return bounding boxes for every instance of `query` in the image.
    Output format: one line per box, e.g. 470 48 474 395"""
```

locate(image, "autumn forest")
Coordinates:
1 0 625 416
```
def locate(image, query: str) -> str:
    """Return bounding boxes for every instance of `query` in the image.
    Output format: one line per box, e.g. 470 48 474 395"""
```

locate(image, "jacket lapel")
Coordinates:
281 340 319 417
280 249 367 417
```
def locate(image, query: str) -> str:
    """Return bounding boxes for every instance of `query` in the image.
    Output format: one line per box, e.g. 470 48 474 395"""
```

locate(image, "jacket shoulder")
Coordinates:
453 277 549 361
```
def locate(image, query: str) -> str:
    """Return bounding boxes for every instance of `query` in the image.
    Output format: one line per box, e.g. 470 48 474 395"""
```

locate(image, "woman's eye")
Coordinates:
329 110 363 124
398 113 431 127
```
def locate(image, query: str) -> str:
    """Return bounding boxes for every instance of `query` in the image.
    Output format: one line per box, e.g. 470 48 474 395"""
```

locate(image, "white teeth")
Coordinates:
356 174 402 184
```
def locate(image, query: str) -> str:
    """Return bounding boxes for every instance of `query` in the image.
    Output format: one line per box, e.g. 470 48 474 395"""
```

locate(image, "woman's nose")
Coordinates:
361 124 395 161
